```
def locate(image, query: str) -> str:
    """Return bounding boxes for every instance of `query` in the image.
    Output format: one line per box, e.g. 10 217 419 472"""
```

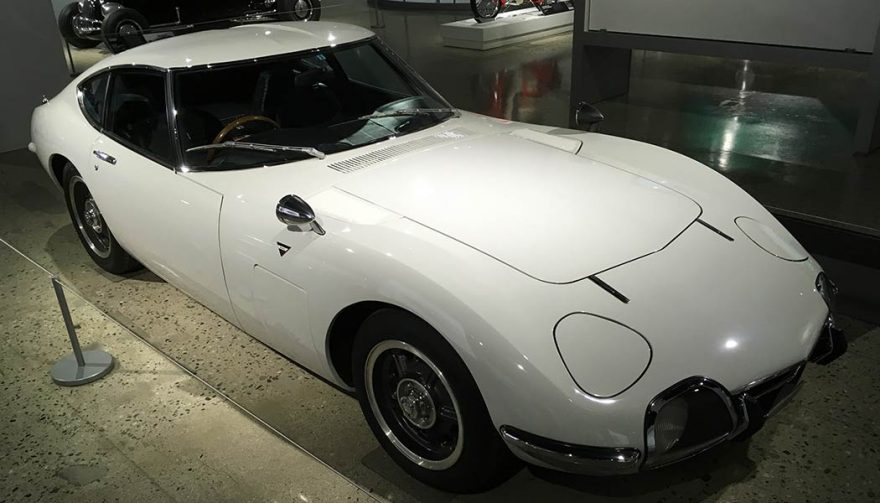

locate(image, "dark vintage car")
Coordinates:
58 0 321 53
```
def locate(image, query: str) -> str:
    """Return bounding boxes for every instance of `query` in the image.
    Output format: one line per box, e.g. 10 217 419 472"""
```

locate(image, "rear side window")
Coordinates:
79 73 109 128
105 70 173 165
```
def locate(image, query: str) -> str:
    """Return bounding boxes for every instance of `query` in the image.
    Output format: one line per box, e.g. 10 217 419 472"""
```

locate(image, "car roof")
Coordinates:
85 21 375 73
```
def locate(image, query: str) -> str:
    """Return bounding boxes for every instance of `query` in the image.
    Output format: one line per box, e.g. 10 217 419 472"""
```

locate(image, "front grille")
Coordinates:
736 363 804 437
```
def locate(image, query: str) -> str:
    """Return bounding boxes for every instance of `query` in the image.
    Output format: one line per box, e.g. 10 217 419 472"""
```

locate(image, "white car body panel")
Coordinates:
333 131 701 283
29 22 831 469
88 135 236 321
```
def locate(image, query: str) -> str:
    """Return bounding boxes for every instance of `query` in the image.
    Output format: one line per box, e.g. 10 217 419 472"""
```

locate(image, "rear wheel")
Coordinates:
58 2 100 49
353 309 519 493
101 8 149 54
62 163 141 274
279 0 322 21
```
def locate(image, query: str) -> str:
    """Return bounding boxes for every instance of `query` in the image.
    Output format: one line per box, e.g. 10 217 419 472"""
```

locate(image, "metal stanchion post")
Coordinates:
370 0 386 29
49 276 114 386
64 40 78 77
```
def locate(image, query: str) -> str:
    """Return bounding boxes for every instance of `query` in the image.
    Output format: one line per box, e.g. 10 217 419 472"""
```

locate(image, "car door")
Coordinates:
87 67 235 322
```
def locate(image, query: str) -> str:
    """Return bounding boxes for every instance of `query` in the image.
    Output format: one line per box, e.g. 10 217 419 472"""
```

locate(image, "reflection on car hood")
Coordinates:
334 132 702 283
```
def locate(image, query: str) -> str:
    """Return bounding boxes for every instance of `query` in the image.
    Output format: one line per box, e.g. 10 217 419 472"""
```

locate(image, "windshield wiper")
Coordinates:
358 107 461 120
186 141 326 160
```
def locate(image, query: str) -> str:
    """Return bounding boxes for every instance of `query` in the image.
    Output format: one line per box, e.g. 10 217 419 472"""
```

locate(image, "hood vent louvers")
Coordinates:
328 129 472 173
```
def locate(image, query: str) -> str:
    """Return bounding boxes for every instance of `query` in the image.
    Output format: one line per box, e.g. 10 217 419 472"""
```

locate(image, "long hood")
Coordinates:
335 133 701 283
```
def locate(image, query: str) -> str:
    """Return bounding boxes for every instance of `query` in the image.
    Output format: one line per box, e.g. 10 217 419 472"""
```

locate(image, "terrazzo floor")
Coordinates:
0 243 377 502
2 143 880 501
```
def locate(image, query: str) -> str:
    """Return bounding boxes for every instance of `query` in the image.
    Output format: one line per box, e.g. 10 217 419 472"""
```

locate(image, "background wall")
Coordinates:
0 1 71 152
51 0 71 16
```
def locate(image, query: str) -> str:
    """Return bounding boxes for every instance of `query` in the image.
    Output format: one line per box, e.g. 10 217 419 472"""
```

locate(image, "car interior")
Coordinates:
174 46 417 164
82 43 452 170
106 71 173 163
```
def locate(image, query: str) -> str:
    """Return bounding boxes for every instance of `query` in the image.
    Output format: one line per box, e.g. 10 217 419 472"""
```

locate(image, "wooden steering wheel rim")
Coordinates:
212 115 280 144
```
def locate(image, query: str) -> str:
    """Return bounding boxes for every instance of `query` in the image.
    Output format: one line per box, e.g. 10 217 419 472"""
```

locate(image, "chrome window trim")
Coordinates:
76 71 111 131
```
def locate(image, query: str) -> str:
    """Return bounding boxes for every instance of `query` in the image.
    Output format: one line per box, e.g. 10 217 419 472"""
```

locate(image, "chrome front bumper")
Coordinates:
499 426 641 475
501 316 846 476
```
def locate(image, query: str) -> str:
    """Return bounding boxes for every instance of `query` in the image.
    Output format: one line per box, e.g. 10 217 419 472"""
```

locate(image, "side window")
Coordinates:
79 73 109 128
106 70 173 164
334 45 411 95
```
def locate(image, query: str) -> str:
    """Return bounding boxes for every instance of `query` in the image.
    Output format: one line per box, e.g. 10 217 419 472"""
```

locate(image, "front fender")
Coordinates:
299 214 652 449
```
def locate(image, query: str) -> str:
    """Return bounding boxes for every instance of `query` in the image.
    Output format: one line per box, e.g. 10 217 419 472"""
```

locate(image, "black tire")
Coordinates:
101 8 149 54
279 0 322 21
352 309 519 493
62 163 142 275
58 2 101 49
470 0 501 22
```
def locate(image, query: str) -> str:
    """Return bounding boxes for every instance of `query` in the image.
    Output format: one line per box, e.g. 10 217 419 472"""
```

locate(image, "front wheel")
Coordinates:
279 0 322 21
62 164 142 274
101 8 149 54
58 2 101 49
353 309 519 493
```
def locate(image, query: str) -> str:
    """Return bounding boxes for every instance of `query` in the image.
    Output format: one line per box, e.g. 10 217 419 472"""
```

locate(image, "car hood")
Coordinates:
334 132 701 283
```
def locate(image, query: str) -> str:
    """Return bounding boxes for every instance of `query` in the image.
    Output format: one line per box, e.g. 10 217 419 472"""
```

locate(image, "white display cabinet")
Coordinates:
570 0 880 153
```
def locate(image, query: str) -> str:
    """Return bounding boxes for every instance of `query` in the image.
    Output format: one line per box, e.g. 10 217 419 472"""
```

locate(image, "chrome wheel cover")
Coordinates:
475 0 500 18
117 20 142 37
293 0 312 19
69 176 112 259
365 340 464 470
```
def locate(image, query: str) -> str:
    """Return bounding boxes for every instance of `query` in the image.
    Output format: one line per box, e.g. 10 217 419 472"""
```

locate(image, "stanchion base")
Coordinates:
51 350 114 386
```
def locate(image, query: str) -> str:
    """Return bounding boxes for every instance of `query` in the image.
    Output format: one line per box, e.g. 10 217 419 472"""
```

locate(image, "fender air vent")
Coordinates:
328 129 471 173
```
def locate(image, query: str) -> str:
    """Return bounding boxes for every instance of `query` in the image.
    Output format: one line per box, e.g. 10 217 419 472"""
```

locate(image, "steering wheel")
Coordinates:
205 115 280 163
212 114 279 144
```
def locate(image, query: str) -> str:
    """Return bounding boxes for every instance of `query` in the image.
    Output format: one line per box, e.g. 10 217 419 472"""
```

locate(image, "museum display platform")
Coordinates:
441 9 573 50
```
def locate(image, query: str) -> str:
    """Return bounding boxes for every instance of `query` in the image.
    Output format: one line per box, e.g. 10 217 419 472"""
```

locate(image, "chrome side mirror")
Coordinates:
575 102 605 132
276 194 325 235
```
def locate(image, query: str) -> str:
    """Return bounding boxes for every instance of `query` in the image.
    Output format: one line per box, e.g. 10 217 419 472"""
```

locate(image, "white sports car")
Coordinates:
30 22 845 492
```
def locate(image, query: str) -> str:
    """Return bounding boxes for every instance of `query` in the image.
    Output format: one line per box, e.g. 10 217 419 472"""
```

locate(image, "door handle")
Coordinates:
93 150 117 165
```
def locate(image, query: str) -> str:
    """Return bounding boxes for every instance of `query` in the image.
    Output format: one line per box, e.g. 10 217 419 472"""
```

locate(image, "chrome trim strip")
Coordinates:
696 218 735 241
500 426 641 475
732 361 804 396
587 275 630 304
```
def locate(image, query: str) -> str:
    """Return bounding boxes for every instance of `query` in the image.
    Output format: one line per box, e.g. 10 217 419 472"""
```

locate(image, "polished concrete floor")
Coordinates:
5 1 880 501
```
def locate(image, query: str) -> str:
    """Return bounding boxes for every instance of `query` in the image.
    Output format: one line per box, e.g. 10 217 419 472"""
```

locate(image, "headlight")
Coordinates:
554 313 651 398
735 216 808 261
644 378 741 468
652 398 688 453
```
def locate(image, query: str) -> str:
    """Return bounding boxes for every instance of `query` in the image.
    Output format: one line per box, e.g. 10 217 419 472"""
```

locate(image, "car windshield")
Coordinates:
174 39 457 170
